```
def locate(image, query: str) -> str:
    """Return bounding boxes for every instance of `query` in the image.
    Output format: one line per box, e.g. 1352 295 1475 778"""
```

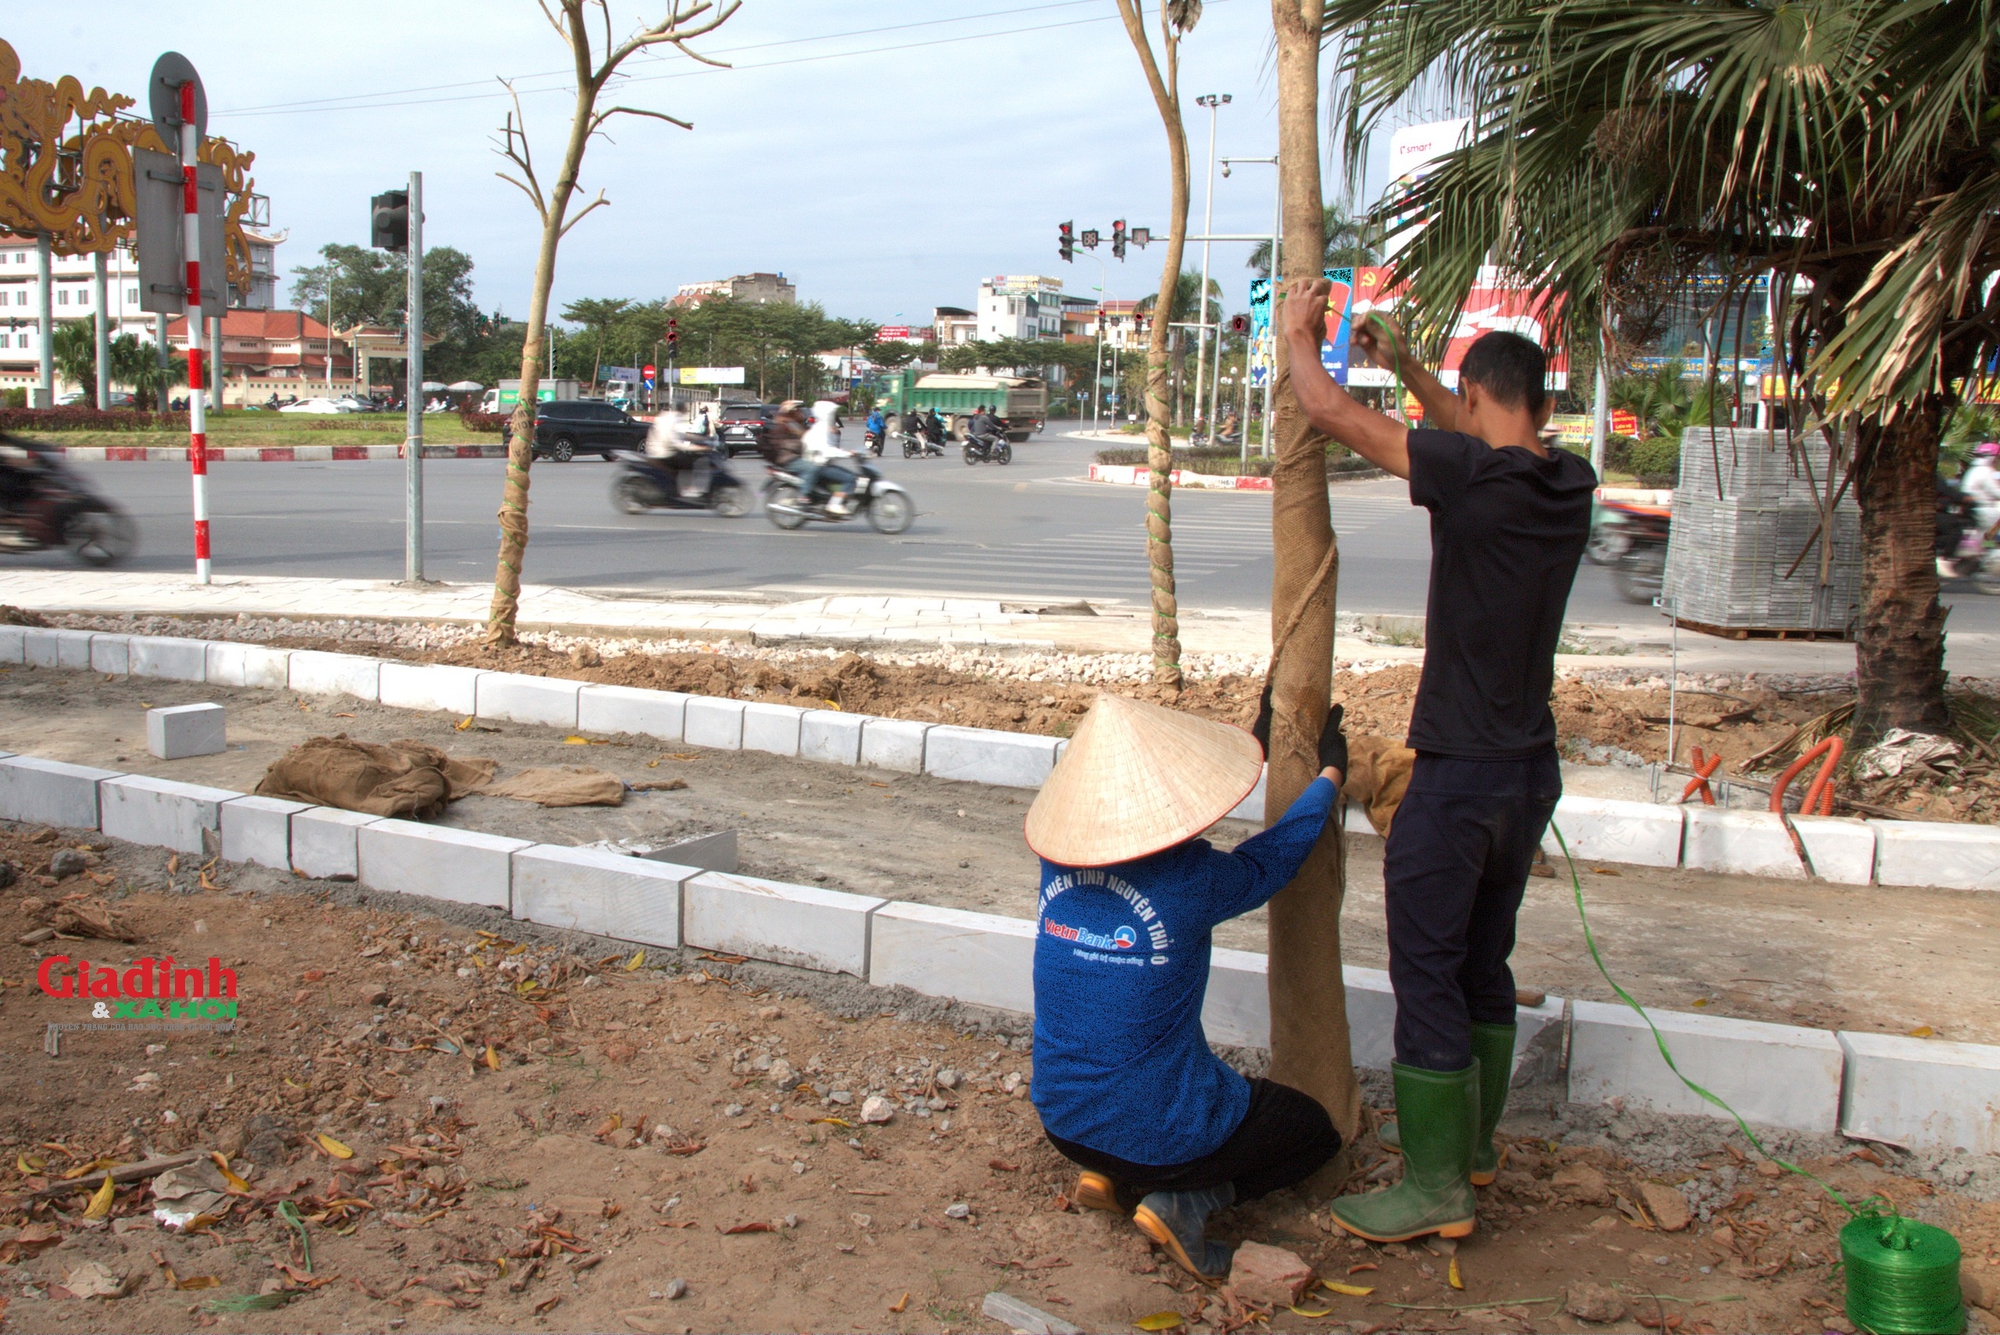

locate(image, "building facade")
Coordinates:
673 272 797 306
976 275 1064 342
162 309 355 405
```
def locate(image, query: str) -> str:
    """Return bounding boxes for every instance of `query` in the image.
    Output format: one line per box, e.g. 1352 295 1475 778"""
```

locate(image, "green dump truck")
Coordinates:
879 370 1047 442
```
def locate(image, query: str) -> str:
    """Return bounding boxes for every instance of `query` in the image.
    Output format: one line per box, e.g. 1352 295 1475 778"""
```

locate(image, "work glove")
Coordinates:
1251 686 1347 779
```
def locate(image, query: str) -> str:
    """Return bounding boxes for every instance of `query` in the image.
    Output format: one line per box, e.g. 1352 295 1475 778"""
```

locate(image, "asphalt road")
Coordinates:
14 426 2000 635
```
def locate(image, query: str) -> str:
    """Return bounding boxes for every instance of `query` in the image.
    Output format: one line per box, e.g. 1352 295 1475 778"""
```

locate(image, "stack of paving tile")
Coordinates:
1662 427 1861 632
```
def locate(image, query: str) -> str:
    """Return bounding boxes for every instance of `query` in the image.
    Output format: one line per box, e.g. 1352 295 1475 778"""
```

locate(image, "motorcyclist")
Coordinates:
1964 442 2000 536
0 433 46 522
643 402 708 495
924 408 946 447
762 400 811 495
804 399 861 515
970 404 1003 446
865 405 886 453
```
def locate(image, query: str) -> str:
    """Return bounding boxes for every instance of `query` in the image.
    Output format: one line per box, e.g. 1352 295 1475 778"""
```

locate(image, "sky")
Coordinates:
12 1 1415 325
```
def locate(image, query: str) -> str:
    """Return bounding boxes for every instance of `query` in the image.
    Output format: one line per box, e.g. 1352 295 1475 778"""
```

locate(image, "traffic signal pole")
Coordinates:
178 80 211 585
404 170 424 583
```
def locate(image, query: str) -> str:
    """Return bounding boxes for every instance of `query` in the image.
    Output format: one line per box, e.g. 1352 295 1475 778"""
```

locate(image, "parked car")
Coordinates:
278 397 352 415
330 395 384 413
53 391 137 408
500 399 649 461
715 402 775 457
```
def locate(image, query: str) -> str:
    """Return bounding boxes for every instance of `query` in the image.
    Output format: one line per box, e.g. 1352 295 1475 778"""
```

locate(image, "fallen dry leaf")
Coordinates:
720 1220 774 1235
315 1133 354 1160
81 1174 115 1220
1320 1281 1375 1297
1135 1311 1186 1331
889 1292 910 1314
1448 1256 1463 1290
62 1260 126 1298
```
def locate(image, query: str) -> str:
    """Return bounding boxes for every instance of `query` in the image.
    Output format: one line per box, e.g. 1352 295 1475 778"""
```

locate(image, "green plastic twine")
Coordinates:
1550 824 1966 1334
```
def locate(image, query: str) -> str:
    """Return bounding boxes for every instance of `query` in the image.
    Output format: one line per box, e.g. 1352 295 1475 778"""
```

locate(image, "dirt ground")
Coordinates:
1 822 1997 1335
4 668 2000 1050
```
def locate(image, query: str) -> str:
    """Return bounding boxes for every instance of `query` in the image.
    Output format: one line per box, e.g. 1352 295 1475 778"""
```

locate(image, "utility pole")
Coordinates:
1590 328 1609 476
35 233 52 408
1216 153 1281 456
403 170 425 583
92 251 110 409
1190 93 1230 437
173 74 212 583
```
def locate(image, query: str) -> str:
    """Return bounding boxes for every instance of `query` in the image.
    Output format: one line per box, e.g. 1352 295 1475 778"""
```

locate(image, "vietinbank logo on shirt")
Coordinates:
1038 869 1173 967
1043 920 1137 951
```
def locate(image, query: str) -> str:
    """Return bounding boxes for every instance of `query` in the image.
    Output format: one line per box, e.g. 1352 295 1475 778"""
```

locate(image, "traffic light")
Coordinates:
1131 226 1152 248
666 318 679 352
1229 314 1251 335
1111 219 1126 260
1058 220 1074 263
371 189 409 252
1081 228 1100 251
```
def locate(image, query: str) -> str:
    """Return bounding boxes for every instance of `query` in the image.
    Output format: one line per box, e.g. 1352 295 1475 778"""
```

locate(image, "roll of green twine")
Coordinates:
1841 1213 1965 1334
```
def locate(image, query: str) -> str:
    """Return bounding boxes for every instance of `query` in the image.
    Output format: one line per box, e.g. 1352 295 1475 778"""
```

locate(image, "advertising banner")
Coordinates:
677 367 748 386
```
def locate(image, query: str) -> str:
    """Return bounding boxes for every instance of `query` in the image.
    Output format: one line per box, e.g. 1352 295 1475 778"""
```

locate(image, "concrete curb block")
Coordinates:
1838 1030 2000 1154
684 872 885 977
923 725 1060 789
356 820 530 910
3 742 1999 1145
98 774 238 854
14 631 2000 895
1568 999 1843 1132
512 844 695 947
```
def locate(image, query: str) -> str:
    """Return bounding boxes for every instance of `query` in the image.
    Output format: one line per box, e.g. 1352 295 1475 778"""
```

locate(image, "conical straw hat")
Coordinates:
1025 693 1263 867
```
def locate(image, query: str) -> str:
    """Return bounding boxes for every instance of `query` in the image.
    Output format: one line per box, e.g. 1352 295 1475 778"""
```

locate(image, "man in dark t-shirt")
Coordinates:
1278 278 1595 1245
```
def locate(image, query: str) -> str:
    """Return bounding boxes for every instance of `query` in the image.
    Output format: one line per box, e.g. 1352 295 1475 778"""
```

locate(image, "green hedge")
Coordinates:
1093 444 1377 478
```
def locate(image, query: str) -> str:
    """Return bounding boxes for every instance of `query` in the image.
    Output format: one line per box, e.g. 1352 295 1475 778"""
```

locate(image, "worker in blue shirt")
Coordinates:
1025 691 1348 1280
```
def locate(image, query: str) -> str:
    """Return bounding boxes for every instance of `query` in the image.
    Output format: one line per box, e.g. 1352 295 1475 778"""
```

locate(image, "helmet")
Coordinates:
1977 442 2000 459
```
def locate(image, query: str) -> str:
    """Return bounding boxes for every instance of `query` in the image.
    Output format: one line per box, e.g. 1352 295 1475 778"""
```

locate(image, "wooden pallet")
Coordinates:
1673 617 1853 643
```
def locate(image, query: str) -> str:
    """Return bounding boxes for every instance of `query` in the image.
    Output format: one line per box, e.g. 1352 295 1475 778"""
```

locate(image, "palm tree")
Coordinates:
1136 270 1224 424
50 320 97 397
1247 202 1378 279
1324 0 2000 746
558 297 633 392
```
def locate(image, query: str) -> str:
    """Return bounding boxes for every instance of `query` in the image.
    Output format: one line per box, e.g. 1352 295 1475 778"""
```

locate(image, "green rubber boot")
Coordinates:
1332 1061 1478 1243
1377 1023 1517 1185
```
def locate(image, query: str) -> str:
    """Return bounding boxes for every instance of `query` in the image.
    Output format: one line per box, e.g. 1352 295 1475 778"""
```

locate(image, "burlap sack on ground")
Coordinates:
485 766 626 807
1344 734 1417 838
254 736 496 820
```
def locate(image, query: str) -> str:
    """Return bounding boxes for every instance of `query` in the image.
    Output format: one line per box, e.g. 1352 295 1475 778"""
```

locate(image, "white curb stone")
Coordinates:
98 774 239 854
1791 816 1877 886
1568 999 1842 1131
868 902 1036 1014
89 634 130 675
577 684 686 741
1682 808 1804 879
290 807 382 880
511 844 695 947
924 725 1060 789
0 755 120 828
1871 820 2000 892
1837 1030 2000 1154
220 794 309 870
357 820 531 910
683 872 886 977
860 717 929 773
1545 796 1685 868
378 662 484 716
475 672 581 729
18 628 57 667
129 636 210 682
146 703 226 759
1224 766 1266 823
1344 966 1400 1071
1202 947 1270 1049
742 702 806 756
683 697 746 750
204 641 292 690
799 710 864 766
288 650 382 701
24 628 94 670
0 626 22 663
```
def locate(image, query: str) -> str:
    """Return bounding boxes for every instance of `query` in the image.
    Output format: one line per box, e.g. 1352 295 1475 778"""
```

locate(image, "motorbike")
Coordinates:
0 443 138 567
763 459 913 534
961 431 1013 467
860 427 885 457
900 420 947 458
609 448 749 517
1937 477 2000 593
1595 497 1672 603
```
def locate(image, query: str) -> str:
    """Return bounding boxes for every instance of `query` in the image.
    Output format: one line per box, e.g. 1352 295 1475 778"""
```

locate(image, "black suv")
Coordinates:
715 402 775 457
500 399 649 461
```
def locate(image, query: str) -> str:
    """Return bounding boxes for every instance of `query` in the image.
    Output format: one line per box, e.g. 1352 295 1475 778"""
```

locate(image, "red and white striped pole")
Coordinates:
178 80 211 584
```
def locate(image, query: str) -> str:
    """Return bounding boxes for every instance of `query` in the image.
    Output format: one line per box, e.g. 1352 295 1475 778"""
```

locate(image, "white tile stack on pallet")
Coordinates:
1663 428 1860 633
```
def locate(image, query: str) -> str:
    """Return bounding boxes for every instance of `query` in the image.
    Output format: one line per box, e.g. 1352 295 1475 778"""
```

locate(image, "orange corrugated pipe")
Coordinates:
1770 736 1844 815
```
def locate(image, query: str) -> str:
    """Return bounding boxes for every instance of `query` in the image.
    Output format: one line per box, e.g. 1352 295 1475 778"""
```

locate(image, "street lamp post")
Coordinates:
1219 153 1280 457
1190 93 1230 437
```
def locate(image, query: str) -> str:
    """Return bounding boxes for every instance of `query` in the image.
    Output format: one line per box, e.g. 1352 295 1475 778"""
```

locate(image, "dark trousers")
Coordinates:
1044 1078 1341 1212
1382 750 1560 1072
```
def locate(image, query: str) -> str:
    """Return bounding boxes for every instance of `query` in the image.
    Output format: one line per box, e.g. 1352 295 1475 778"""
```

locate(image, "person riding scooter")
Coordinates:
643 403 709 496
864 406 886 455
804 400 862 515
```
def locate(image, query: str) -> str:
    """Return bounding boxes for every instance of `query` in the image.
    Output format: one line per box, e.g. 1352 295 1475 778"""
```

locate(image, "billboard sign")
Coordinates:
876 326 913 342
677 367 747 386
1382 118 1470 262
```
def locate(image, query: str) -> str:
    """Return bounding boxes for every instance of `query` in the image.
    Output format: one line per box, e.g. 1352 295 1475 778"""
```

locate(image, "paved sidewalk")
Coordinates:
0 567 1962 676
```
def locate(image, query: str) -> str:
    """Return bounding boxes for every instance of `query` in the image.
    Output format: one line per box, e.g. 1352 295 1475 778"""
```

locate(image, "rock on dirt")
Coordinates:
1553 1163 1612 1205
1565 1282 1629 1323
1226 1240 1314 1307
1639 1181 1693 1231
859 1095 894 1124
